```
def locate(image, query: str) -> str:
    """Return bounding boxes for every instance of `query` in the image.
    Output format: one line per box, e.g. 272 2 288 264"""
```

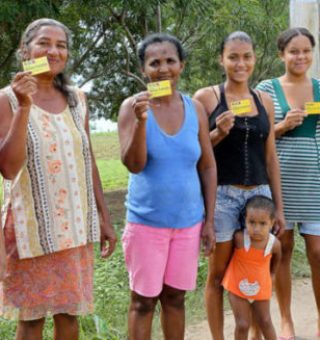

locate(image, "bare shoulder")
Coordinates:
0 89 15 139
256 89 273 108
255 89 275 120
193 86 214 99
118 96 134 120
193 85 219 116
0 90 14 118
192 98 206 114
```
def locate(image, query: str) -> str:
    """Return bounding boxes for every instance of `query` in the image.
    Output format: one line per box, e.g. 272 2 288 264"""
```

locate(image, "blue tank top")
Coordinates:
126 94 204 228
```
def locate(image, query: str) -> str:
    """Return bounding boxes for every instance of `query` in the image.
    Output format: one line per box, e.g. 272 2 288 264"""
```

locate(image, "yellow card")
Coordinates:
147 80 172 98
231 99 252 116
22 56 50 75
305 102 320 115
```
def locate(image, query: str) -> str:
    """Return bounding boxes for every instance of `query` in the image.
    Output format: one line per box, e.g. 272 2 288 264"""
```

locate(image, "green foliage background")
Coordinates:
0 0 289 119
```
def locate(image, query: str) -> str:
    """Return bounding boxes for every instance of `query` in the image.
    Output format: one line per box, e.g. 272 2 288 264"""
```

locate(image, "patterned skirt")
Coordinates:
0 210 94 320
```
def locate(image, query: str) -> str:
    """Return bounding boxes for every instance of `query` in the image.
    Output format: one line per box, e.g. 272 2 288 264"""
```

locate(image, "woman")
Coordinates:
118 33 217 339
0 18 116 340
193 31 285 339
257 27 320 339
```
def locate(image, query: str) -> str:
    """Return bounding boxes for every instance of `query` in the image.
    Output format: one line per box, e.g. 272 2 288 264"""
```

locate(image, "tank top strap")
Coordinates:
243 229 251 251
250 88 265 113
264 233 275 257
219 83 227 107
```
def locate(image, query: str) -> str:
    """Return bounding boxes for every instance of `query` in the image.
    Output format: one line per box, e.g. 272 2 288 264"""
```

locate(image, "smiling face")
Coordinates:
25 25 68 76
280 34 313 76
220 39 256 83
142 41 184 89
245 207 274 242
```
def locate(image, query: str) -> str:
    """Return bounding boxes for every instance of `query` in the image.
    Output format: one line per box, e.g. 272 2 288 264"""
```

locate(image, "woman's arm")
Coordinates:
193 86 234 147
0 218 6 281
0 72 37 179
260 91 286 236
118 92 150 173
270 237 282 279
83 93 117 258
193 99 217 256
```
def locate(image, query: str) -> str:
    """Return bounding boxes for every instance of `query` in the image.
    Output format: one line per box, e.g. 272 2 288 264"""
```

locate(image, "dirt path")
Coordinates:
185 278 318 340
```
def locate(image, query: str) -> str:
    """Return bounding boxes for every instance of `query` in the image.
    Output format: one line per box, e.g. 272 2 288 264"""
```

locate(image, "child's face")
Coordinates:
245 207 274 241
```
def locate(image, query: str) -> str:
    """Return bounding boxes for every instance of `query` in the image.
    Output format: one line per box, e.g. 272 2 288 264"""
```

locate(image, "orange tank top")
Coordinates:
222 231 275 300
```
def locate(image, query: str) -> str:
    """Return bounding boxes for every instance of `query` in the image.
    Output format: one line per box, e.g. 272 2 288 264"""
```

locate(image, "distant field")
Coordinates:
91 132 129 192
91 132 121 161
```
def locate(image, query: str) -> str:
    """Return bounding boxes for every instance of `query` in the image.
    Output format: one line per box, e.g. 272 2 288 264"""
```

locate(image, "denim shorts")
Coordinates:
214 185 271 243
286 222 320 236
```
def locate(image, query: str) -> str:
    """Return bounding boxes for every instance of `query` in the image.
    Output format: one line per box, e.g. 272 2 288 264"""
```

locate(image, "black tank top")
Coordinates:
209 84 270 186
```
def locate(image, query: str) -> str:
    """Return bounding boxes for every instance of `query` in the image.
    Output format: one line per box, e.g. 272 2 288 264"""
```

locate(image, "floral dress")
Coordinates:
0 87 100 320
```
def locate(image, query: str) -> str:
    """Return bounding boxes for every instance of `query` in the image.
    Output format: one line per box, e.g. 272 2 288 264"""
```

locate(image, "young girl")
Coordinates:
222 195 281 340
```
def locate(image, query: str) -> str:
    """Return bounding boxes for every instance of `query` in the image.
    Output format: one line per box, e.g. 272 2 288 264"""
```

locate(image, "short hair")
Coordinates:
137 33 186 66
277 27 315 52
220 31 254 55
245 195 275 219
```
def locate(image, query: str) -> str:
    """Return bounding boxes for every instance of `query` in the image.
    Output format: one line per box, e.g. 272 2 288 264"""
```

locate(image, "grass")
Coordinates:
91 132 129 193
0 131 312 339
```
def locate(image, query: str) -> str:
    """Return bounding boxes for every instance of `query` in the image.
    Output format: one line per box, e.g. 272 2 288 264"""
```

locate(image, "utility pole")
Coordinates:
290 0 320 77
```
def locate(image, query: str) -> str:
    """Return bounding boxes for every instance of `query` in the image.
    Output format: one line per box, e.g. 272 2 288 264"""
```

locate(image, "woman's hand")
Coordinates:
11 72 37 108
273 209 286 237
131 91 151 122
100 219 117 258
282 109 307 131
201 221 216 256
216 110 235 137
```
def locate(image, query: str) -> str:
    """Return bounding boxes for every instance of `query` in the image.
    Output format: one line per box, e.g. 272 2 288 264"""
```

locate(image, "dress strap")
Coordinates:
271 78 290 118
244 229 251 252
312 78 320 102
264 233 275 257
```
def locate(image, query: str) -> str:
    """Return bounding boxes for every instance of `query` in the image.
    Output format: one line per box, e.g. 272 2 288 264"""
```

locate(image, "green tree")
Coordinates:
0 0 289 119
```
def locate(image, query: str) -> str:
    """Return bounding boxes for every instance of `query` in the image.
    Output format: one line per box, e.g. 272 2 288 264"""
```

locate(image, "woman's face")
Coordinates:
280 35 313 76
220 39 256 83
142 41 184 88
26 25 68 76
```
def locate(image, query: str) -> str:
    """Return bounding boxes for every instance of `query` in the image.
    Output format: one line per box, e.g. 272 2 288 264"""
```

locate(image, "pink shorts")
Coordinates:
122 221 202 297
